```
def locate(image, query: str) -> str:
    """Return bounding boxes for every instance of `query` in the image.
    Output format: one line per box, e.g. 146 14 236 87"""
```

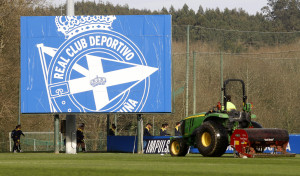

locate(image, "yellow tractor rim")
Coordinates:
171 141 180 155
201 132 211 147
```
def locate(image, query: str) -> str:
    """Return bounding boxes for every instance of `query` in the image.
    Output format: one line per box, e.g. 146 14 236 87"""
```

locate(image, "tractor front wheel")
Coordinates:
196 121 228 157
170 138 189 156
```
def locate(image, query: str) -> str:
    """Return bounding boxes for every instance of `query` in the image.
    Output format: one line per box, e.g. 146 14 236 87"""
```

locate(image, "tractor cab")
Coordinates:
222 79 253 130
205 79 255 131
222 79 252 113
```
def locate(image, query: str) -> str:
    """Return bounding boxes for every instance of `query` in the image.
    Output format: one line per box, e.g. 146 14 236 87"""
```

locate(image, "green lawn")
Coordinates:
0 153 299 176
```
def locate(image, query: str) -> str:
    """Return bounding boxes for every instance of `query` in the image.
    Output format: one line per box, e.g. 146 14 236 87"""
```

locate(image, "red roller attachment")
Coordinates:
230 128 296 158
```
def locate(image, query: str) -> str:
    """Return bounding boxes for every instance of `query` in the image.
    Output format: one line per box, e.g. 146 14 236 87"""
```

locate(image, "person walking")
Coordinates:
11 125 25 153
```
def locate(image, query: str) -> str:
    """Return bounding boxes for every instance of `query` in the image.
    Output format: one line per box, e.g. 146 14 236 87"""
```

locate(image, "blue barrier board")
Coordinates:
107 135 300 154
21 15 171 113
190 134 300 154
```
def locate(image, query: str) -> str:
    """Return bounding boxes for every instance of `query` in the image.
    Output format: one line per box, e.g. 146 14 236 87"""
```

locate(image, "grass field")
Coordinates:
0 153 299 176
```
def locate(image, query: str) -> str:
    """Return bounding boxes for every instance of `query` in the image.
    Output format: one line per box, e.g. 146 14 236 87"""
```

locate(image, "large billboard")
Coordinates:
21 15 171 113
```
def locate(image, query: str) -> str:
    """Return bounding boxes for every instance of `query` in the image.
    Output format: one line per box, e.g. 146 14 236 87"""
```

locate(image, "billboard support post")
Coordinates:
65 0 76 154
137 114 143 154
54 114 60 154
66 115 76 154
66 0 74 16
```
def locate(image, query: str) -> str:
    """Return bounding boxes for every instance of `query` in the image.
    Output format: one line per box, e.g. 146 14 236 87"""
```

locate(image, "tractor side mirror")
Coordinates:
243 103 252 112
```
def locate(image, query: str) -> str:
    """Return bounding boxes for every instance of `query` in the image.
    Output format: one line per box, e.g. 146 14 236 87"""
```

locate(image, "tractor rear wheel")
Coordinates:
196 121 228 157
170 138 189 156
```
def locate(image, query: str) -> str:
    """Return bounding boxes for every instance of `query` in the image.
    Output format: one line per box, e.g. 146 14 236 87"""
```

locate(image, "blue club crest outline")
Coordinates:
37 16 158 113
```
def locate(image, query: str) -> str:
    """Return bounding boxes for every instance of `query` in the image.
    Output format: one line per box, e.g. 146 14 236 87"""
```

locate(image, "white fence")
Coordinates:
9 132 63 152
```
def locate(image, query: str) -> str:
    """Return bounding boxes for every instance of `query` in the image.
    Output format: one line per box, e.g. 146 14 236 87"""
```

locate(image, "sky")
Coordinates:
52 0 269 15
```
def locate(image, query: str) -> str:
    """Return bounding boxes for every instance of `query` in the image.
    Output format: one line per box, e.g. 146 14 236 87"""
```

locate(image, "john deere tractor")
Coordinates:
170 79 294 158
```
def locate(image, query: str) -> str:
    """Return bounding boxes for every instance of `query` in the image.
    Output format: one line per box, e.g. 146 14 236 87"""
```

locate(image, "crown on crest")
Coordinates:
55 15 116 39
90 75 107 87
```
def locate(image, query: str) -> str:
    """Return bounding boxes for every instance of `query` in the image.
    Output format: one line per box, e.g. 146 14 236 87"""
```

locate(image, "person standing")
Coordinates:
174 122 181 136
144 123 152 136
108 124 116 136
76 123 86 152
160 123 170 136
160 124 165 136
11 125 25 153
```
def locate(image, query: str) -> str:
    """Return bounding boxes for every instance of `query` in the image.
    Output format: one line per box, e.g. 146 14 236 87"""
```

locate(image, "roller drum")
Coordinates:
244 128 289 143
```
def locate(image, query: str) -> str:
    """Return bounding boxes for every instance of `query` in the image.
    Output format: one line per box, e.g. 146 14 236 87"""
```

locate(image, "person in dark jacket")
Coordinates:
174 122 181 136
160 123 170 136
108 124 116 136
76 123 86 152
11 125 25 153
144 123 152 136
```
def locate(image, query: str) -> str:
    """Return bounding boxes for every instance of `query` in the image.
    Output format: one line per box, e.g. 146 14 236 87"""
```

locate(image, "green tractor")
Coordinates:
170 79 292 157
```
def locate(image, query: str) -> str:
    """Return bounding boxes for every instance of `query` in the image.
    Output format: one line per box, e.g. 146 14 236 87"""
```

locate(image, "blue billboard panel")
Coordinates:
21 15 171 113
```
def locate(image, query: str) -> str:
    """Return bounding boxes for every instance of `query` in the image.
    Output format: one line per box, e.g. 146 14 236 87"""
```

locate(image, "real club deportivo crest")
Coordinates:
37 16 158 113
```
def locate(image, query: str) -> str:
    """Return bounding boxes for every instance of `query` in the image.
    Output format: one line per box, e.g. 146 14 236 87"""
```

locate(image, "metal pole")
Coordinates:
54 114 60 154
65 0 76 155
18 82 21 125
60 133 63 151
246 61 249 102
193 51 196 115
185 25 190 117
220 51 224 105
9 133 12 152
114 114 117 135
137 114 143 154
34 139 36 151
18 40 21 125
172 52 174 114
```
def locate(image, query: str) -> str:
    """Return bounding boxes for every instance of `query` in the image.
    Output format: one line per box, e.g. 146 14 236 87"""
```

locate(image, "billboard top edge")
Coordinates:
21 14 172 18
21 112 173 115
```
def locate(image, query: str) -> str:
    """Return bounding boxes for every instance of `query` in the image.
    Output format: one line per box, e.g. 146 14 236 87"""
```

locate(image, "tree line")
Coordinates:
24 0 300 52
2 0 300 55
